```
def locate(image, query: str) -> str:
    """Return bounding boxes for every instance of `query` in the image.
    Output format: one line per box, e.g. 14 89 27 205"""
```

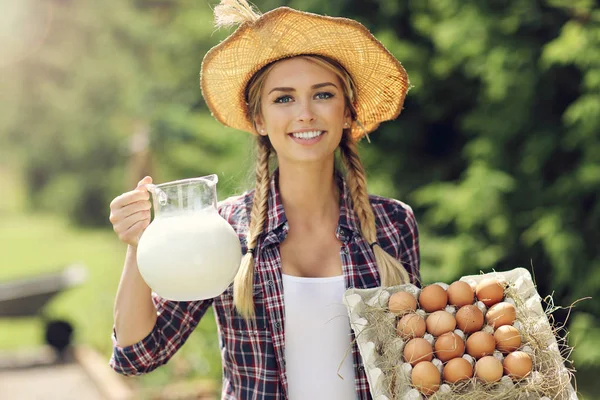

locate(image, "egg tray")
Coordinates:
343 268 578 400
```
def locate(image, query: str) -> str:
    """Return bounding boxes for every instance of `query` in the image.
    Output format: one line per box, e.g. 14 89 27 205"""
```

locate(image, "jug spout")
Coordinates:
203 174 218 187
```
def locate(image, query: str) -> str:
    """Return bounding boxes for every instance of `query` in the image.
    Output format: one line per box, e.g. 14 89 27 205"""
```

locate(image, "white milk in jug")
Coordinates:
136 210 242 301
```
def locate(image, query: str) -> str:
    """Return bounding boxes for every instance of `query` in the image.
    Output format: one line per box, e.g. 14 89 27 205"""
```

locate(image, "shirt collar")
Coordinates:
264 169 360 236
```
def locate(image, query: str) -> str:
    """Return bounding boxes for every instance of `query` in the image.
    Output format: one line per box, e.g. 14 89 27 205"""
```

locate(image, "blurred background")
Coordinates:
0 0 598 398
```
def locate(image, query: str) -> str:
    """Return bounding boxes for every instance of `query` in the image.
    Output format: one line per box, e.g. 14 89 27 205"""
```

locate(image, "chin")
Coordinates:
285 152 336 165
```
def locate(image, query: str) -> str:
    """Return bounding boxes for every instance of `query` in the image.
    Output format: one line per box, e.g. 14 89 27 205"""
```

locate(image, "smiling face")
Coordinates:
254 57 352 167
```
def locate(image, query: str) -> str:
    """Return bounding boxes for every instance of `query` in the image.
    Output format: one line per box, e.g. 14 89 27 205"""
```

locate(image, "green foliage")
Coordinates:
330 0 600 376
571 312 600 367
0 1 247 224
2 0 599 395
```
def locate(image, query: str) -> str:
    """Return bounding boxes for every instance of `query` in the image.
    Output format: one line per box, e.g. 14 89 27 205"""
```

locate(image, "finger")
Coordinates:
120 219 150 245
136 176 153 190
110 199 151 225
120 199 152 219
110 190 150 210
113 208 151 235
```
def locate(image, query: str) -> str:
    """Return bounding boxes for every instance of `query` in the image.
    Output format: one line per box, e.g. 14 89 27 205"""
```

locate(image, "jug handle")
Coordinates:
141 183 168 206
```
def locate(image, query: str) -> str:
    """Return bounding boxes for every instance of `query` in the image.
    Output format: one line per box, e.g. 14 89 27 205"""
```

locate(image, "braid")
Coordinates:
233 136 271 318
339 133 411 286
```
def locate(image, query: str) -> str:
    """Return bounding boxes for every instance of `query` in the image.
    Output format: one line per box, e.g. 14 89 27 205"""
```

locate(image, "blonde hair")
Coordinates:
233 55 410 318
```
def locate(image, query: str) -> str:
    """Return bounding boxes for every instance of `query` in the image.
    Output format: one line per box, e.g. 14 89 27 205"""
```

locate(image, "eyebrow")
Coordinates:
268 82 338 95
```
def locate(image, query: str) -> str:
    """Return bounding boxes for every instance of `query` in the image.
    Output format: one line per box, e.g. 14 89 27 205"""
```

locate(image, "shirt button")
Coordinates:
342 246 349 255
275 322 281 329
358 366 365 372
267 280 274 287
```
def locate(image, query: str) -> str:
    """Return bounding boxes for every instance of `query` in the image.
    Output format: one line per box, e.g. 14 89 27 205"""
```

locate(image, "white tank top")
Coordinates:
282 274 357 399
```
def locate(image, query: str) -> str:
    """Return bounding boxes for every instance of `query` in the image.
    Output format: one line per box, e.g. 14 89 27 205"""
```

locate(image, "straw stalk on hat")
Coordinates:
200 0 411 140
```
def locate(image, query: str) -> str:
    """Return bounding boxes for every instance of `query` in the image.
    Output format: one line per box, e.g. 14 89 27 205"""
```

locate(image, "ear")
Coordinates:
343 108 352 128
254 116 267 136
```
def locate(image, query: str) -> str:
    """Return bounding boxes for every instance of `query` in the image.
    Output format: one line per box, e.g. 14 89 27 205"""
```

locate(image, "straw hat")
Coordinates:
200 1 410 140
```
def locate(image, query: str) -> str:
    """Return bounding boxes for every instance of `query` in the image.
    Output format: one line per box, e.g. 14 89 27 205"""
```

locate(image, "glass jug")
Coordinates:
136 175 242 301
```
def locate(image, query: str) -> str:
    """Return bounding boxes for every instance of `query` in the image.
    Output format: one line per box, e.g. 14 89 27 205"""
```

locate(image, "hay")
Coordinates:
345 269 577 399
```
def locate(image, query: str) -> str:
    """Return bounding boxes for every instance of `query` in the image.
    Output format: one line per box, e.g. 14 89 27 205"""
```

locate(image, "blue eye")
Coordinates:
274 95 293 103
315 92 334 100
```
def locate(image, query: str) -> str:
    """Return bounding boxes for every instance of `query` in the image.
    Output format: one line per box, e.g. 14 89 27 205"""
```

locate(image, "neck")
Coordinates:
277 161 339 229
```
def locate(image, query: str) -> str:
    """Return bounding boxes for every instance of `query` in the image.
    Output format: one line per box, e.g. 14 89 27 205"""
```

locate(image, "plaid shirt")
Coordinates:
110 172 420 399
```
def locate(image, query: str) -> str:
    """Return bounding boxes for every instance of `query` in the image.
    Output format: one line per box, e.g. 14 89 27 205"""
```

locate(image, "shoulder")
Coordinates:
217 190 254 227
216 191 254 251
368 194 418 232
368 194 421 282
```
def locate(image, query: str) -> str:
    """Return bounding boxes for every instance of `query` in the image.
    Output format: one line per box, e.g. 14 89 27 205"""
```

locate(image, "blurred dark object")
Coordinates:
44 320 74 353
0 265 87 353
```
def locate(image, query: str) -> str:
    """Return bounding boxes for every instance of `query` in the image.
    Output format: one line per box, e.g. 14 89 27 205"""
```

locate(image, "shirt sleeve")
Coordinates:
396 203 421 286
109 293 213 376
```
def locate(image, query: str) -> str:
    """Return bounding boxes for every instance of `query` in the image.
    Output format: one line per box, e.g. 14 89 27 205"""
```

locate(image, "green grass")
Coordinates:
0 212 129 353
0 210 222 386
0 211 221 390
0 164 222 395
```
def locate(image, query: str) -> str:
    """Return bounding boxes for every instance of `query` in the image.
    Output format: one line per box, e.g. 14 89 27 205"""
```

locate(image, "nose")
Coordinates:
296 100 316 123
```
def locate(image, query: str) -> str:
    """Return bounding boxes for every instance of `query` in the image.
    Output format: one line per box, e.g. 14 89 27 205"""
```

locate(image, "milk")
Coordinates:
137 210 242 301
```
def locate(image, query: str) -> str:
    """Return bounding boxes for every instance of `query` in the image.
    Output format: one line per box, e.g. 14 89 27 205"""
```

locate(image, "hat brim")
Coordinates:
200 7 409 140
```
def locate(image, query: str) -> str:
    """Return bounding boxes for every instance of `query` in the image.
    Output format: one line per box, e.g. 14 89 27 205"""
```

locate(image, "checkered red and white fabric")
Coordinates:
110 171 420 399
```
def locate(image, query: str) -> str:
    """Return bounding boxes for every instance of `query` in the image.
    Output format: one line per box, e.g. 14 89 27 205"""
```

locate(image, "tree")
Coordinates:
2 0 598 392
297 0 600 376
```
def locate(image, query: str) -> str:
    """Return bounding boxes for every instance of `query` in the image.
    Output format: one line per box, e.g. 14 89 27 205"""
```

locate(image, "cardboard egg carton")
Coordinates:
343 268 578 399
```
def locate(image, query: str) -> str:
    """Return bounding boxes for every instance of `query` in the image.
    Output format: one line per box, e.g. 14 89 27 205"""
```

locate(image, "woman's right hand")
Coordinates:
109 176 153 247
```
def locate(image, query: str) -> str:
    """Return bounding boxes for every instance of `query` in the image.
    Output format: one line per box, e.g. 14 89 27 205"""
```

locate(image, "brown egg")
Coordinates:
475 279 504 307
411 361 441 396
466 331 496 359
389 291 417 315
486 302 517 328
494 325 522 353
447 281 475 307
475 356 503 383
397 313 426 339
443 357 474 383
404 338 434 366
434 332 465 362
419 284 448 313
504 351 533 380
426 311 457 337
455 305 484 333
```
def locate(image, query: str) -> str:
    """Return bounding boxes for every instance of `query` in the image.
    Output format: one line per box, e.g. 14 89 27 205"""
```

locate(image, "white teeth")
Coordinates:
291 130 323 139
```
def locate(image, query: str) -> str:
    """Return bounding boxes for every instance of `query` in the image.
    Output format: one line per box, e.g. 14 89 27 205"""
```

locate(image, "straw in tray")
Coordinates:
345 268 577 400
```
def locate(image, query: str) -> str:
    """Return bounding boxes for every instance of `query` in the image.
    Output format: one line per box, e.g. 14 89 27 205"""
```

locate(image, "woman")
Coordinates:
109 1 420 399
